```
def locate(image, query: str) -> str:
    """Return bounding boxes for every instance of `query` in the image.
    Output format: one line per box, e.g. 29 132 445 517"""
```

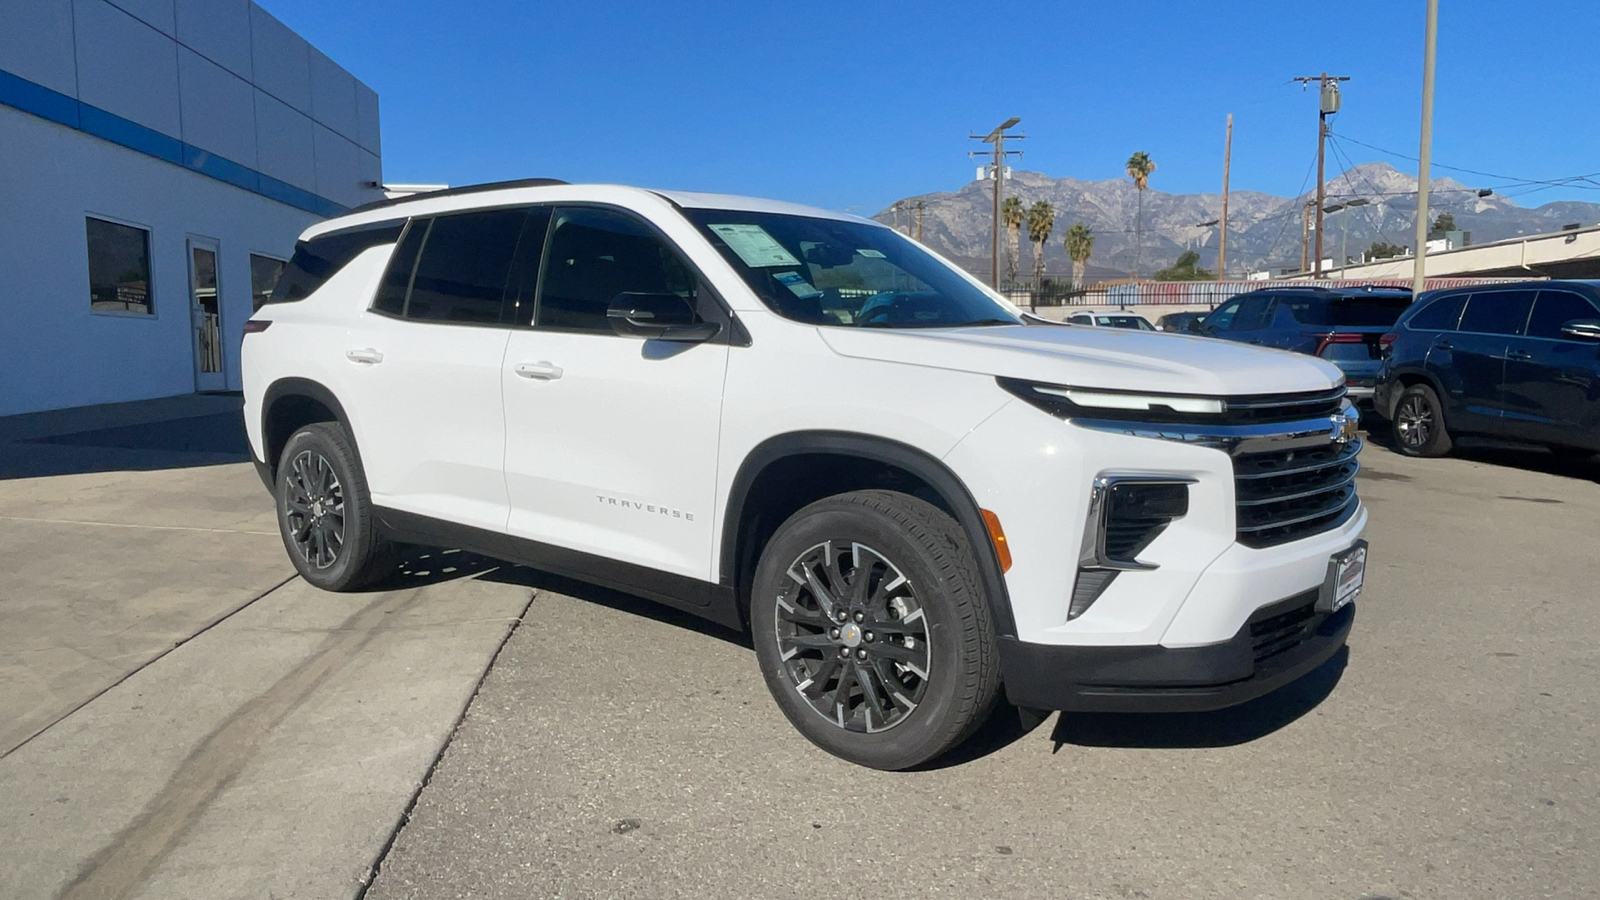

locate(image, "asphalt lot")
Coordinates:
366 434 1600 900
2 400 1597 899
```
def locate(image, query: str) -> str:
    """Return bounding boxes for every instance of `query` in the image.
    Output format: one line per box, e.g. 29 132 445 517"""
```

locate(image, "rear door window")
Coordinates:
1525 290 1600 340
402 209 529 325
1406 293 1466 331
1458 290 1536 336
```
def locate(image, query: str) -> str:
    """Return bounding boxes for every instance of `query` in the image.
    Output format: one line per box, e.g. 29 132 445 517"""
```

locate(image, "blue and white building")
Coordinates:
0 0 383 416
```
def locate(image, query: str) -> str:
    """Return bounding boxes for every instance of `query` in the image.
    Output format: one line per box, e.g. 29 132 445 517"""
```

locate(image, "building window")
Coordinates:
87 217 153 315
250 254 287 311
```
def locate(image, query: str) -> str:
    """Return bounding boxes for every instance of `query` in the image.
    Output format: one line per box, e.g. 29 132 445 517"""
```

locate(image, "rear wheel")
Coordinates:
750 490 1000 770
1393 384 1453 457
275 422 398 591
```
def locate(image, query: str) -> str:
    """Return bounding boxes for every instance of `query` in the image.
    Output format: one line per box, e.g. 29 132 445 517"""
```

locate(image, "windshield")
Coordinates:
683 209 1021 328
1098 315 1154 330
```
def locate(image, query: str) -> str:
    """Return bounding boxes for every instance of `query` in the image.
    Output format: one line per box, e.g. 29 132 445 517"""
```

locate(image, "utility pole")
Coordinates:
1293 73 1349 275
969 118 1024 288
1219 113 1232 281
1414 0 1439 295
1301 199 1312 273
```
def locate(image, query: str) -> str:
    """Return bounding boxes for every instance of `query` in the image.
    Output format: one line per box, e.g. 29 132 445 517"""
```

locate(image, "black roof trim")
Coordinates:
1239 285 1412 297
346 178 570 215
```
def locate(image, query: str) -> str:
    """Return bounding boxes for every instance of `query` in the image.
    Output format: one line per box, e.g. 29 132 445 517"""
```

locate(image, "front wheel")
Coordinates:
750 490 1000 770
1392 384 1453 457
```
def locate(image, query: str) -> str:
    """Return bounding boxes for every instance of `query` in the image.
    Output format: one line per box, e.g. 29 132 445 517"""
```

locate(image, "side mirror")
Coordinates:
1186 319 1207 334
1560 318 1600 341
607 293 721 343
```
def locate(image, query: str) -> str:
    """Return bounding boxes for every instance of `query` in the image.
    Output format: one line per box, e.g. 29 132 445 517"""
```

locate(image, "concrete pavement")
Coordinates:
0 397 534 899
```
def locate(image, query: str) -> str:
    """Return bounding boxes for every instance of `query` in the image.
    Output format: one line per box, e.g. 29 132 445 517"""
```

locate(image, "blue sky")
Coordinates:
264 0 1600 214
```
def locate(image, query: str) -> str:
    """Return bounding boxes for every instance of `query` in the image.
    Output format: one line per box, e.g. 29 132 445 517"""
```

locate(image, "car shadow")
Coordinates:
1047 647 1348 750
0 405 251 480
1363 419 1600 482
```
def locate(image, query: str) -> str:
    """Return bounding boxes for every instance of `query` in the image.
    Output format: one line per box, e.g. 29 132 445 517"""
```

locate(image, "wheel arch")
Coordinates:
720 431 1016 640
260 377 361 487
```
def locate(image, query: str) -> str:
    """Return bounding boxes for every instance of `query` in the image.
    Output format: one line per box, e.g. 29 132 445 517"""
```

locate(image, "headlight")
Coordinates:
998 377 1226 422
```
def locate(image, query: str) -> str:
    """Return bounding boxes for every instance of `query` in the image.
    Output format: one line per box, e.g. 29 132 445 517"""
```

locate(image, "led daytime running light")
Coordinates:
1037 386 1225 415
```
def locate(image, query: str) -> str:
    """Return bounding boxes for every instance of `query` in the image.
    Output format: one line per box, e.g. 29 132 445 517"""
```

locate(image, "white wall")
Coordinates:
0 105 319 416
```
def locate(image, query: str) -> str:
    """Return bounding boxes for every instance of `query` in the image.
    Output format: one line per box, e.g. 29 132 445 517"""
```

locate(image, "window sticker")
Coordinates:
709 224 801 267
774 271 823 299
857 248 887 259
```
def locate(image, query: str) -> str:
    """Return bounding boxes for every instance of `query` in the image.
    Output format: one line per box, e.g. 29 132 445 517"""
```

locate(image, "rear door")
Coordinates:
1440 289 1536 436
1501 288 1600 448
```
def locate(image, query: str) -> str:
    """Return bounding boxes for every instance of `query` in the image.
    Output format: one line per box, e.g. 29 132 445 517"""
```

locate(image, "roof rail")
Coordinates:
346 178 570 215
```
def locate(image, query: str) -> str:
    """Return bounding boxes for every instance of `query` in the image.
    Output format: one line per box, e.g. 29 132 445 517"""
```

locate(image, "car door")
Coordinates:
1440 289 1536 436
500 205 731 587
343 210 526 532
1500 288 1600 448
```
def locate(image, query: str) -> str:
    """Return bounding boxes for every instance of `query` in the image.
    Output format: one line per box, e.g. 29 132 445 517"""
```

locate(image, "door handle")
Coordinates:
1506 349 1533 361
514 361 563 380
1432 339 1453 351
345 348 384 364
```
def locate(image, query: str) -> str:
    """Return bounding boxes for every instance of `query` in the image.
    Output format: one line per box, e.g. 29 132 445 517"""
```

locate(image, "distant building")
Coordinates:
0 0 384 416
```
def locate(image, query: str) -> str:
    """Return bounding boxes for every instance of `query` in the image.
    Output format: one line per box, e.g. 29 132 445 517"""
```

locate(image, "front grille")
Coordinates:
1250 592 1318 665
1235 439 1361 548
1221 386 1348 424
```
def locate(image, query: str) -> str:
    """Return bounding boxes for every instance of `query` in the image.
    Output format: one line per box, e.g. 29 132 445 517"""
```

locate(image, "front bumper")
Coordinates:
1000 591 1353 712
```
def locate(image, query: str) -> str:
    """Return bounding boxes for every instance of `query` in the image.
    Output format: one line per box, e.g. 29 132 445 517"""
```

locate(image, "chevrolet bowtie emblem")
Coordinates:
1330 414 1358 444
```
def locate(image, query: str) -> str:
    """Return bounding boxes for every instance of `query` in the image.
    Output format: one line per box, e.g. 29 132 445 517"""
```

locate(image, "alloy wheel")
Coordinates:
772 541 932 734
284 450 345 569
1395 396 1433 449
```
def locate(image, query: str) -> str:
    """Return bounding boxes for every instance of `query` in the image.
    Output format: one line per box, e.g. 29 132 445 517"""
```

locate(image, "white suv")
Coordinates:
242 179 1369 769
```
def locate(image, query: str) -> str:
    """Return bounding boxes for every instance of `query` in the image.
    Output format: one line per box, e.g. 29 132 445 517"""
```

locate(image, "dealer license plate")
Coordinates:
1321 541 1367 613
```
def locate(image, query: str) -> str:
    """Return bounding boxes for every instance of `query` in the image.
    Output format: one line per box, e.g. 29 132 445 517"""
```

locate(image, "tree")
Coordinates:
1025 200 1055 296
1367 240 1406 261
1152 250 1215 281
1063 222 1094 288
1431 212 1456 233
1126 151 1157 279
1001 196 1024 287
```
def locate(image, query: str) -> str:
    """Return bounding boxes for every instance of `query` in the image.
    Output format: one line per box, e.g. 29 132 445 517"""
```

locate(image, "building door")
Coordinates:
188 237 227 391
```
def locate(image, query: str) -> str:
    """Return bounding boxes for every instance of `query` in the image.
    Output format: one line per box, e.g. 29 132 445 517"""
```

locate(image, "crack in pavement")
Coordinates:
53 585 430 900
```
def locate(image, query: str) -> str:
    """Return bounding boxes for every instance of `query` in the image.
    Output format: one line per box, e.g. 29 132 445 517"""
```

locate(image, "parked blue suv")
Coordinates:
1195 286 1412 404
1374 280 1600 457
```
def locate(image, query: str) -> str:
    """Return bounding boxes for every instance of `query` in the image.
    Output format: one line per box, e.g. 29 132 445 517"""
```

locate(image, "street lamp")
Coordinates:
1323 198 1370 278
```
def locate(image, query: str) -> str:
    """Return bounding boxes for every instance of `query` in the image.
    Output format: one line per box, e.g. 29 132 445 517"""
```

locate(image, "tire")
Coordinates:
1392 383 1453 457
274 422 398 591
749 490 1001 770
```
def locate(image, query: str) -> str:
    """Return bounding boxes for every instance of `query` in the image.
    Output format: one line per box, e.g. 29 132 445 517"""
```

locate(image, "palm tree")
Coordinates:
1025 200 1055 306
1064 222 1094 289
1126 151 1156 279
1001 196 1024 287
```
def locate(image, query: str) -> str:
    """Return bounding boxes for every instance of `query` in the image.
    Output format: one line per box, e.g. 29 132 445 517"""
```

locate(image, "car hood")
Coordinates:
819 324 1343 396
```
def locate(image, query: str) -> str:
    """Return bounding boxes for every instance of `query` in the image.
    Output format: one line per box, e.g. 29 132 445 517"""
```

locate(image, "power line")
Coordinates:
1331 130 1600 192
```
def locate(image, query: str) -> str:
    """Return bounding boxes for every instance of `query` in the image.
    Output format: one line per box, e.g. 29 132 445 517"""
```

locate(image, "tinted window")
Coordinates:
1205 299 1242 330
269 221 404 304
1284 294 1409 327
505 207 554 327
1230 295 1273 330
249 254 286 312
1406 293 1465 331
538 207 697 333
1458 290 1535 336
87 217 153 314
1526 290 1599 340
404 209 527 325
371 218 429 317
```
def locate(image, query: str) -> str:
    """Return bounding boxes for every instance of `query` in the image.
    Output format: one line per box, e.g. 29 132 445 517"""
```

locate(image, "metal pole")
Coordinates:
991 137 1003 288
1301 200 1311 273
1314 73 1328 275
1219 113 1232 281
1341 210 1349 279
1413 0 1439 295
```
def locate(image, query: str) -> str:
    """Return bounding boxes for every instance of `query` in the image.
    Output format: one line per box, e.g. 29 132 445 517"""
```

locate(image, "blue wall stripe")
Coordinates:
0 67 351 219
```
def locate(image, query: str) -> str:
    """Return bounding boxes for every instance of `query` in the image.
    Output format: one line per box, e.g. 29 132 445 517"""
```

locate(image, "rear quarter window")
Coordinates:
266 221 405 304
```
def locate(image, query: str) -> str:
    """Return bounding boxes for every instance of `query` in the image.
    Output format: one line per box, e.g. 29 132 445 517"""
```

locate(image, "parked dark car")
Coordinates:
1374 280 1600 457
1156 310 1207 333
1194 286 1412 404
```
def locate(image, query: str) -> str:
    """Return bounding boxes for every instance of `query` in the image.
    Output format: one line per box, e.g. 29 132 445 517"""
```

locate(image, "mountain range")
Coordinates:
873 162 1600 282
